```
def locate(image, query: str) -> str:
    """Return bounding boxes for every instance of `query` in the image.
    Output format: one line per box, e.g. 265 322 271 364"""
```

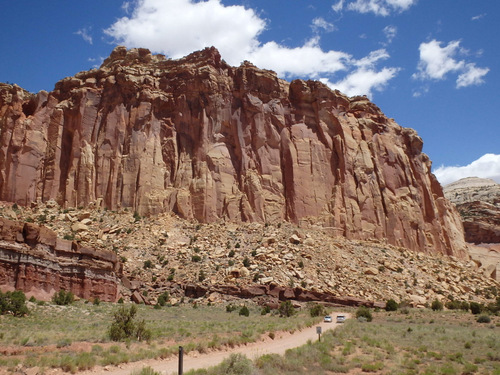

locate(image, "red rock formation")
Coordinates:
0 217 120 301
0 46 467 257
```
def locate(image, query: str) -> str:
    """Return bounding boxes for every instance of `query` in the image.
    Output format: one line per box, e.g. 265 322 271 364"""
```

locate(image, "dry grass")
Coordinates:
0 300 319 372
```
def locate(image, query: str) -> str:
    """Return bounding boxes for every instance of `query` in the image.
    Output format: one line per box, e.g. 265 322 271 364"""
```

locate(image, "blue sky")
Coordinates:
1 0 499 185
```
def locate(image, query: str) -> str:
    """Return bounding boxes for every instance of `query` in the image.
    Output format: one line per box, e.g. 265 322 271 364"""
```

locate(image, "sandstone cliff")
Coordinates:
0 217 120 301
0 46 466 257
444 177 500 280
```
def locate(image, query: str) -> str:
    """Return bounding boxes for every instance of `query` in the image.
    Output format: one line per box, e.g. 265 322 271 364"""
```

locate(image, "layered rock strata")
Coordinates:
0 217 120 301
0 46 466 257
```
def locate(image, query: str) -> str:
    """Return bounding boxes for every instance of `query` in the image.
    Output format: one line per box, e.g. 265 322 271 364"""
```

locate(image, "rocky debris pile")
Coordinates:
1 201 497 308
0 46 466 258
0 214 120 302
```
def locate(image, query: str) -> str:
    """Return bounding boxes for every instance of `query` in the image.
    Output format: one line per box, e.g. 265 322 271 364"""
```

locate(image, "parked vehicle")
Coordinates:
336 315 346 323
324 315 332 323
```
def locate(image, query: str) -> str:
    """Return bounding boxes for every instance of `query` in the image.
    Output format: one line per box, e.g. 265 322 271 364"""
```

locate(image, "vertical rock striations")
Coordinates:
0 46 466 257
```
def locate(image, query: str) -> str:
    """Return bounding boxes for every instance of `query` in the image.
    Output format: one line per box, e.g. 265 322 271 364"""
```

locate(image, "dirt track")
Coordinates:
79 312 349 375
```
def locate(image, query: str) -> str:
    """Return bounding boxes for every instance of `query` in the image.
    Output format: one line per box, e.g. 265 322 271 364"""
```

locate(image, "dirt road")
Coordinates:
78 312 349 375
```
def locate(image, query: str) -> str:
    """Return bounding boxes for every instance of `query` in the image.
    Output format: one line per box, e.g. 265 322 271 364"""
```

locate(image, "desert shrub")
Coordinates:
217 353 254 375
385 299 398 311
226 303 238 313
460 301 470 311
108 305 151 342
431 299 443 311
198 270 206 282
52 290 74 305
0 290 29 316
279 300 296 317
157 292 169 306
242 257 250 268
131 367 161 375
309 303 327 317
93 297 101 306
356 306 373 322
445 300 462 310
469 302 482 315
143 260 153 269
476 315 491 323
228 250 235 257
261 305 271 315
239 306 250 317
191 255 201 262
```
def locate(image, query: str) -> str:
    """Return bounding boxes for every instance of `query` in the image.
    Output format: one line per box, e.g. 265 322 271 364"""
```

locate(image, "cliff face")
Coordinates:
0 46 466 257
0 217 120 301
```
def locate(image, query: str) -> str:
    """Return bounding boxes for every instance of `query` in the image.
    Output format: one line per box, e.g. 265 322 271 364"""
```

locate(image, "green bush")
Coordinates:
356 306 373 322
108 305 151 342
385 299 398 311
157 292 169 307
242 257 250 268
476 315 491 323
470 302 482 315
239 306 250 317
279 300 296 317
431 299 443 311
0 290 29 316
226 303 238 313
143 260 153 269
52 290 75 305
309 303 327 317
261 305 271 315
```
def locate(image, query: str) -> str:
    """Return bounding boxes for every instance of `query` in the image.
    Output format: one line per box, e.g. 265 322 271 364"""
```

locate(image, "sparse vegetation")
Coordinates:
108 305 151 342
52 290 74 305
0 290 29 316
278 301 296 317
356 306 373 322
385 298 398 311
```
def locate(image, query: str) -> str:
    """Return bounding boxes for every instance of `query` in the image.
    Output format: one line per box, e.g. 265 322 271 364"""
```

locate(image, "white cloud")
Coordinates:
456 63 490 88
413 39 489 88
346 0 417 16
105 0 265 64
104 0 399 97
320 49 399 98
382 25 397 44
471 13 486 21
434 154 500 186
311 17 335 33
75 27 93 45
332 0 344 12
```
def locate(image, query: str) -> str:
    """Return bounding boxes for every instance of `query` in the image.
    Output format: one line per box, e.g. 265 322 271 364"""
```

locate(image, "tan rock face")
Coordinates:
0 217 120 301
0 47 466 257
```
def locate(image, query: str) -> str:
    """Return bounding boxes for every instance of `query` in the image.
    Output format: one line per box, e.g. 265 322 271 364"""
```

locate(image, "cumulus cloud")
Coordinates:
320 49 399 97
105 0 399 97
456 64 490 88
75 27 93 44
413 39 489 88
346 0 417 16
433 154 500 186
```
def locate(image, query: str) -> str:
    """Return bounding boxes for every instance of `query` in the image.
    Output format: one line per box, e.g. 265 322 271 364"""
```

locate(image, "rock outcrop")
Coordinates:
0 46 466 257
0 217 120 301
444 177 500 280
